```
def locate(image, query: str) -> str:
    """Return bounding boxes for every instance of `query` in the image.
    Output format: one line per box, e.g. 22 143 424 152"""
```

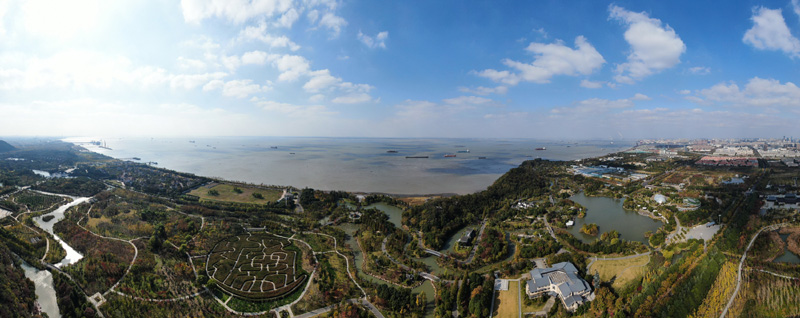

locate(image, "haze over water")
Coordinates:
73 137 632 195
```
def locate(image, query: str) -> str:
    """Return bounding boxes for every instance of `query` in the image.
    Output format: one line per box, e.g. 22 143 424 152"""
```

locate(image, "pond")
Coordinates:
33 196 91 267
21 262 61 318
566 192 663 244
774 233 800 264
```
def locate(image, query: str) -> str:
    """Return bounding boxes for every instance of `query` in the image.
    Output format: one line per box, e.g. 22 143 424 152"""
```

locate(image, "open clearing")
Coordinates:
189 183 283 204
207 233 307 300
589 254 649 288
494 280 520 318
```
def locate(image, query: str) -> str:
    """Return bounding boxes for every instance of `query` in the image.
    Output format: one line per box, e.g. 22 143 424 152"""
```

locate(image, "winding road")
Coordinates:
720 223 788 318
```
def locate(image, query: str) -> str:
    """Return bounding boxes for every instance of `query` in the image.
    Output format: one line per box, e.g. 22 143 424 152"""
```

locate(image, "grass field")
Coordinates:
588 254 649 289
189 183 283 204
493 280 520 318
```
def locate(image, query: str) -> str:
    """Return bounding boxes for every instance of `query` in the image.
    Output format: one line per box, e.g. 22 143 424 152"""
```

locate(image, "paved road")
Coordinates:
721 223 787 318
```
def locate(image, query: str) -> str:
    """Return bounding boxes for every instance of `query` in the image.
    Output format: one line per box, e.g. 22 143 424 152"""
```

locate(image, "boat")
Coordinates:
405 156 429 159
386 150 398 153
270 146 278 149
535 147 546 150
457 149 470 153
478 157 487 159
289 152 296 155
189 140 195 143
444 154 456 158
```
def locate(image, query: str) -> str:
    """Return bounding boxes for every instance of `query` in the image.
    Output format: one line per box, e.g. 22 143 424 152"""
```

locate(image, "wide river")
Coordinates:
67 137 631 195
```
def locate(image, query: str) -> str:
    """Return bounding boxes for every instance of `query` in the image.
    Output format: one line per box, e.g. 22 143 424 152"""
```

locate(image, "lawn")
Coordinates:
189 183 283 204
493 280 520 318
588 254 650 289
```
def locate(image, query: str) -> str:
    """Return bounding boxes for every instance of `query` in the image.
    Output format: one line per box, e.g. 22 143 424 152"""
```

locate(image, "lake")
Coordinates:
67 137 631 195
566 192 663 244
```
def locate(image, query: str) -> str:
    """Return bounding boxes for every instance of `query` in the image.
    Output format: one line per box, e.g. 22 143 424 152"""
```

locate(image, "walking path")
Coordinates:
721 223 788 318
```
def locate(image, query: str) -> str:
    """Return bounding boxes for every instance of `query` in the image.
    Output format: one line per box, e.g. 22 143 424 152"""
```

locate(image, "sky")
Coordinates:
1 0 800 139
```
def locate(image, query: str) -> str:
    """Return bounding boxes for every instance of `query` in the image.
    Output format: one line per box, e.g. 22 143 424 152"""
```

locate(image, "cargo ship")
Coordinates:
270 146 278 149
457 149 470 153
405 156 429 159
386 150 398 153
535 147 546 150
444 154 456 158
478 157 487 159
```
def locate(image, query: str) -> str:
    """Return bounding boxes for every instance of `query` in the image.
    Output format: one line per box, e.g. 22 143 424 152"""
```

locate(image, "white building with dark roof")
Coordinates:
525 262 593 311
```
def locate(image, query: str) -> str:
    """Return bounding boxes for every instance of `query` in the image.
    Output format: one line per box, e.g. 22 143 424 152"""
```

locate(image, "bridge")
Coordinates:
423 249 443 257
420 272 440 281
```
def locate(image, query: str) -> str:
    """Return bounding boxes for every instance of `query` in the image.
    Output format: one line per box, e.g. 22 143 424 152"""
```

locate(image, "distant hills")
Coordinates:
0 140 15 152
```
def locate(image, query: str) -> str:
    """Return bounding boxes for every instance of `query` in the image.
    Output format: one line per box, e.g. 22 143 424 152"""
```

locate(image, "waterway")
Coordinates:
21 194 91 318
774 233 800 264
32 195 91 267
21 261 61 318
566 193 663 244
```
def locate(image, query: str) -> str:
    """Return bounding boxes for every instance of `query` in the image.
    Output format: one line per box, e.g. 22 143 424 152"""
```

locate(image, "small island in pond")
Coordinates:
581 223 599 236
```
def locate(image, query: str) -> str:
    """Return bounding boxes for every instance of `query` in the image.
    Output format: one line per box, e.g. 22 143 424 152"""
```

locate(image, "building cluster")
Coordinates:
696 156 758 167
525 262 594 311
571 165 648 182
713 146 754 157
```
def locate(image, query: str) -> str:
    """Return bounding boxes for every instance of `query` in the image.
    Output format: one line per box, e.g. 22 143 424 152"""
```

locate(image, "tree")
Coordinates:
207 189 219 196
252 192 264 199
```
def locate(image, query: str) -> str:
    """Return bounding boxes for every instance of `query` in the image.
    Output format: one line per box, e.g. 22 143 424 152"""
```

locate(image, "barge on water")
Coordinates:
405 156 429 159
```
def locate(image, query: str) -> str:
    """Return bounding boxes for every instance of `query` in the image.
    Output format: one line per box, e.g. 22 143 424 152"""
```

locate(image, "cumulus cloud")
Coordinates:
743 6 800 58
238 22 300 51
332 93 373 104
318 12 346 37
180 0 294 24
203 79 270 98
358 31 388 49
580 80 604 89
550 94 646 115
609 5 686 83
693 77 800 108
688 66 711 75
458 86 508 95
477 36 605 85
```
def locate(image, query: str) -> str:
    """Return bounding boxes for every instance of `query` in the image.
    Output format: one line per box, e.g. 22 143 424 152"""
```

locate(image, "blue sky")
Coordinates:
1 0 800 139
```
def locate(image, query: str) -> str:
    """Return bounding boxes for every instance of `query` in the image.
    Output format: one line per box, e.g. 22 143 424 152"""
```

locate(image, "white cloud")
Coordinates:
256 99 334 117
443 96 494 106
238 22 300 51
318 12 346 37
307 9 319 24
204 79 269 98
241 50 269 65
688 66 711 75
303 69 340 92
679 89 691 95
180 0 293 24
266 54 311 81
477 36 605 85
580 80 604 89
178 57 208 71
743 7 800 58
332 93 372 104
550 95 643 115
458 86 508 95
694 77 800 108
221 55 241 71
358 31 389 49
170 72 228 90
793 0 800 18
609 5 686 83
275 8 299 28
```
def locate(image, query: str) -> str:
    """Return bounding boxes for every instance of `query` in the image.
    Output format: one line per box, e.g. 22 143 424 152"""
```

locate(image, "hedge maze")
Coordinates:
207 233 307 300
